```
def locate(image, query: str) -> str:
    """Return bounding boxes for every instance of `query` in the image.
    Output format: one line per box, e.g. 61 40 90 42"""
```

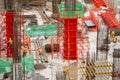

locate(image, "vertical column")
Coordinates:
63 18 78 60
6 12 14 58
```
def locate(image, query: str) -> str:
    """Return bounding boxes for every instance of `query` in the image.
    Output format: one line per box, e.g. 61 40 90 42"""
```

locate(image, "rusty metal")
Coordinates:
79 61 113 76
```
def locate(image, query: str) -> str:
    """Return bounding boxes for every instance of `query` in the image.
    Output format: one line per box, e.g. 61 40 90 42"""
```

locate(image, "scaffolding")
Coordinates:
0 14 6 57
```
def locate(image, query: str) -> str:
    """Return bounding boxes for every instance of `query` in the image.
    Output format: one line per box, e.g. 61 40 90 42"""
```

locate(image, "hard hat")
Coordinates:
111 31 115 36
63 69 67 74
38 48 42 54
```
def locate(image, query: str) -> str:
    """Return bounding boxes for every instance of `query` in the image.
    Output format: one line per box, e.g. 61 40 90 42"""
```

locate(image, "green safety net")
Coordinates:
24 24 58 37
58 3 84 18
21 54 34 72
0 54 34 74
0 59 12 74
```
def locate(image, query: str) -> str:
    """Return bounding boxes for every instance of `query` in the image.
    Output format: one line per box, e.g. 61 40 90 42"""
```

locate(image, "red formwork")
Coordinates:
51 4 86 62
63 18 78 60
5 12 14 58
104 0 115 11
92 0 106 8
89 11 100 31
101 12 119 29
92 0 115 11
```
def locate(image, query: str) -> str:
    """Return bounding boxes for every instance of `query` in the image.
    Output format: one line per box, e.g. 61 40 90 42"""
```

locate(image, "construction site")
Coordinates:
0 0 120 80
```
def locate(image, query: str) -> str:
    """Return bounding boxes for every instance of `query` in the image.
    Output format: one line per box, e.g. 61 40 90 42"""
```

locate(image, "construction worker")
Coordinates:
63 68 69 80
111 31 115 37
25 37 31 48
63 68 69 74
8 38 12 44
22 45 28 57
112 36 117 43
7 38 13 49
38 48 44 63
38 48 43 55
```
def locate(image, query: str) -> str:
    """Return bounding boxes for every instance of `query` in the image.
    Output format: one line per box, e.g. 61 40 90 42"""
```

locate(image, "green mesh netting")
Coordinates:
0 54 34 74
21 54 34 72
58 3 84 18
24 24 57 37
0 59 12 73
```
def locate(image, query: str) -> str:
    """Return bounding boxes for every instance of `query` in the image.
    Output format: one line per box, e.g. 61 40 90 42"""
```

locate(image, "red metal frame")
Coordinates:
92 0 115 11
5 11 24 58
52 11 86 62
51 5 90 62
63 18 78 60
5 12 14 58
92 0 106 9
90 11 100 30
101 12 120 29
104 0 115 11
51 13 79 61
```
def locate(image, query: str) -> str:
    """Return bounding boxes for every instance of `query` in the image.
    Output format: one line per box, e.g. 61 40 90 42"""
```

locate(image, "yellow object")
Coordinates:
112 37 117 42
111 31 115 37
8 38 12 44
70 77 73 80
108 33 111 38
22 46 28 53
38 48 43 55
63 68 69 74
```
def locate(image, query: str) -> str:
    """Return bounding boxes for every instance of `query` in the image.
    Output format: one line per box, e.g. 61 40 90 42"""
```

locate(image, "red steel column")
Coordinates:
6 12 14 58
63 18 78 60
